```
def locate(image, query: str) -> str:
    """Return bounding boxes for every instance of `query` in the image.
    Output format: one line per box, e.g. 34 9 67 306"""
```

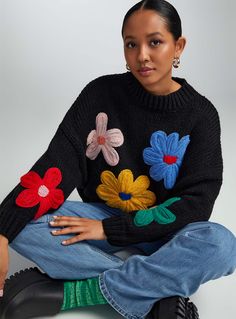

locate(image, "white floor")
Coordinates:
37 305 123 319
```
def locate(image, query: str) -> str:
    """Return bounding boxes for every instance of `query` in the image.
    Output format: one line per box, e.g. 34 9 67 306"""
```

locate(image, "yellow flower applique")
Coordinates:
96 169 156 213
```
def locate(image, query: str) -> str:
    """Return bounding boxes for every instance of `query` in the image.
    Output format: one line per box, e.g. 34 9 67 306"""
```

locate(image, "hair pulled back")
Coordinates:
121 0 182 41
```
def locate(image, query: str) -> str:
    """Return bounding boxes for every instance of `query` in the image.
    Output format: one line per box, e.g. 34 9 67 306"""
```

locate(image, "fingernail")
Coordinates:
0 289 3 297
53 216 58 219
62 241 67 245
50 221 55 225
51 230 57 234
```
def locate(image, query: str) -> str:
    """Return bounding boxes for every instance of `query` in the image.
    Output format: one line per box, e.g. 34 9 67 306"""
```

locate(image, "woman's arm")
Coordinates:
0 235 9 297
0 100 87 243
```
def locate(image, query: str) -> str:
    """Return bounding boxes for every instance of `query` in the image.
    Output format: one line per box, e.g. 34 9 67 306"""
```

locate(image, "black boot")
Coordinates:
146 296 200 319
0 267 64 319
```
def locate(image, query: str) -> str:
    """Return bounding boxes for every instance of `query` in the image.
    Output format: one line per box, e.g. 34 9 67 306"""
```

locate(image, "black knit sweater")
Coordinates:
0 72 223 245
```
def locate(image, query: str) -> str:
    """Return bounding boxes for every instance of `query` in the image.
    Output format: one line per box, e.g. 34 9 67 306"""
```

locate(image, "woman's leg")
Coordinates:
99 221 236 319
10 201 125 279
6 200 165 319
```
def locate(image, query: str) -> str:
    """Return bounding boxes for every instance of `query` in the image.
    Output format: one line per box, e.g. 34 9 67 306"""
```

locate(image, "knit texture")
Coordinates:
61 277 107 310
0 72 223 245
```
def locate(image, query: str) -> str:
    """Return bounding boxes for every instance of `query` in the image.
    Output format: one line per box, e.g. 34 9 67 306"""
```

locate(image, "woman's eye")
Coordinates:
126 42 136 49
150 39 161 47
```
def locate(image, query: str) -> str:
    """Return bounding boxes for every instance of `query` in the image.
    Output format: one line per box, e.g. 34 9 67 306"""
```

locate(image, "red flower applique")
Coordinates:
16 167 64 219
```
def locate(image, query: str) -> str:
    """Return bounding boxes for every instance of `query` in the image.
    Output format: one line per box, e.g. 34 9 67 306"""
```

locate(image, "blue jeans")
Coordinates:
11 201 236 319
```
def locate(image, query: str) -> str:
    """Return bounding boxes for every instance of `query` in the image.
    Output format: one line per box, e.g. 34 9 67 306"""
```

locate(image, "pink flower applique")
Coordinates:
86 112 124 166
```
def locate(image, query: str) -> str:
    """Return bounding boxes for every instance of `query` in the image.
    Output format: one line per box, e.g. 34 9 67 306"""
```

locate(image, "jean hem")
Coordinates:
99 273 147 319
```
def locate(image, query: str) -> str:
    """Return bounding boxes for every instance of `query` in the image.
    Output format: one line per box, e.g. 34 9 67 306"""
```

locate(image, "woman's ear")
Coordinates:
175 36 186 57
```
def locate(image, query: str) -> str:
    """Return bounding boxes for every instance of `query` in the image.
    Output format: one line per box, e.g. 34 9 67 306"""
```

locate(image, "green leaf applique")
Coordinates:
134 197 181 227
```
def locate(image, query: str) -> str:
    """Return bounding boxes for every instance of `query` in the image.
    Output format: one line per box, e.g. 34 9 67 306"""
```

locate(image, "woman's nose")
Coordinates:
138 46 150 63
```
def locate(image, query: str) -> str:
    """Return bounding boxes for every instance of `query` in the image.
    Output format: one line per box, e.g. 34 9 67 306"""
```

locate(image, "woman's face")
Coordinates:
123 9 185 95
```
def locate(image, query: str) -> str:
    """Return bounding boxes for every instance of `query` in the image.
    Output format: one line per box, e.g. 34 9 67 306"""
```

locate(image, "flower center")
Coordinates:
119 192 132 201
163 155 178 165
38 185 49 197
97 135 106 145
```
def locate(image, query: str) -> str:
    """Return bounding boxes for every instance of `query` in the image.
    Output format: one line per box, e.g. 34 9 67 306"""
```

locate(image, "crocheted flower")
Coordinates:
86 112 124 166
96 169 156 213
16 167 64 219
134 197 180 226
143 131 190 189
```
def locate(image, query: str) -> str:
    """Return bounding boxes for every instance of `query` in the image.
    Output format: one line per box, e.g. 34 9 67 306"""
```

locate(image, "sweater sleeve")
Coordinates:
0 101 87 243
102 103 223 246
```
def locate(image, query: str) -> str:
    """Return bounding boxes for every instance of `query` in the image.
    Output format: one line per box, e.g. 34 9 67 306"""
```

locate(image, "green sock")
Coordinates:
61 277 107 311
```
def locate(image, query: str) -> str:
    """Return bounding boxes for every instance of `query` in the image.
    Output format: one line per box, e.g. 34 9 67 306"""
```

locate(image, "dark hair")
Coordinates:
121 0 182 41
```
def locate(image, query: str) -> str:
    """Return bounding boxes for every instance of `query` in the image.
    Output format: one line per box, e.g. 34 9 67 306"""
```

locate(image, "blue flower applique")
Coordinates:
143 131 190 189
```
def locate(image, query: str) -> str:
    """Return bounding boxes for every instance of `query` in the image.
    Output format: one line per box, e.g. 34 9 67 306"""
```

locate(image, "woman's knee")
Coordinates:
182 222 236 276
209 223 236 274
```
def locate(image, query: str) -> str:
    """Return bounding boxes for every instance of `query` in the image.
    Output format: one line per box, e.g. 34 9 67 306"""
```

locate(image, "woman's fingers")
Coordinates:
53 216 83 221
50 216 90 227
49 218 106 243
61 234 87 245
50 220 81 227
51 226 84 235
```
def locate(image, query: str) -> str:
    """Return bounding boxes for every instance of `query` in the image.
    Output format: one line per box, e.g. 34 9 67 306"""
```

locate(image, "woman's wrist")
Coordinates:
0 234 9 245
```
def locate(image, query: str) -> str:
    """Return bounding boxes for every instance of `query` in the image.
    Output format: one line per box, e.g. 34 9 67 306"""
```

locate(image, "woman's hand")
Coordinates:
50 216 107 245
0 235 9 298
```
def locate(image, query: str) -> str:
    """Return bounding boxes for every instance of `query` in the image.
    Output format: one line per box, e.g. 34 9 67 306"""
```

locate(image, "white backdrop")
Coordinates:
0 1 235 318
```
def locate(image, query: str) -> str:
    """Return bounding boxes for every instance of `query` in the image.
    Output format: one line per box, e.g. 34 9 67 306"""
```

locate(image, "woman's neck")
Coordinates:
143 78 182 96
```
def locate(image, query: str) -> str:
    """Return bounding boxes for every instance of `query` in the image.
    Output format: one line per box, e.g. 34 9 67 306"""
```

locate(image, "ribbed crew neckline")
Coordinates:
125 72 197 112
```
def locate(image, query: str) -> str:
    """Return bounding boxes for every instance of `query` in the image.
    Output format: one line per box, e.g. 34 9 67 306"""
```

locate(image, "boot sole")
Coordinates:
158 296 200 319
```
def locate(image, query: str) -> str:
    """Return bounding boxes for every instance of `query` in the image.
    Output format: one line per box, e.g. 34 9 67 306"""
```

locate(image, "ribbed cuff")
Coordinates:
0 207 35 242
61 277 107 310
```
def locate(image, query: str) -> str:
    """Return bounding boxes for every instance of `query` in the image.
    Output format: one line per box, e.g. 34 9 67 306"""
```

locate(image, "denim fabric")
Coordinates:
10 201 163 279
99 222 236 319
11 201 236 319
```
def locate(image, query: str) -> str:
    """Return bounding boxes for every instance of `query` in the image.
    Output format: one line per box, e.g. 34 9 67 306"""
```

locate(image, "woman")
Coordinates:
0 0 235 318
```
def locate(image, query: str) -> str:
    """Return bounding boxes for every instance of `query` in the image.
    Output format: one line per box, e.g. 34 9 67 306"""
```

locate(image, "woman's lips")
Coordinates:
138 67 155 76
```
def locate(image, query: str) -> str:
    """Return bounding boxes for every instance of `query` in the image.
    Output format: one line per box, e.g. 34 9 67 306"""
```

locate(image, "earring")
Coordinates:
173 57 180 68
126 64 131 71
